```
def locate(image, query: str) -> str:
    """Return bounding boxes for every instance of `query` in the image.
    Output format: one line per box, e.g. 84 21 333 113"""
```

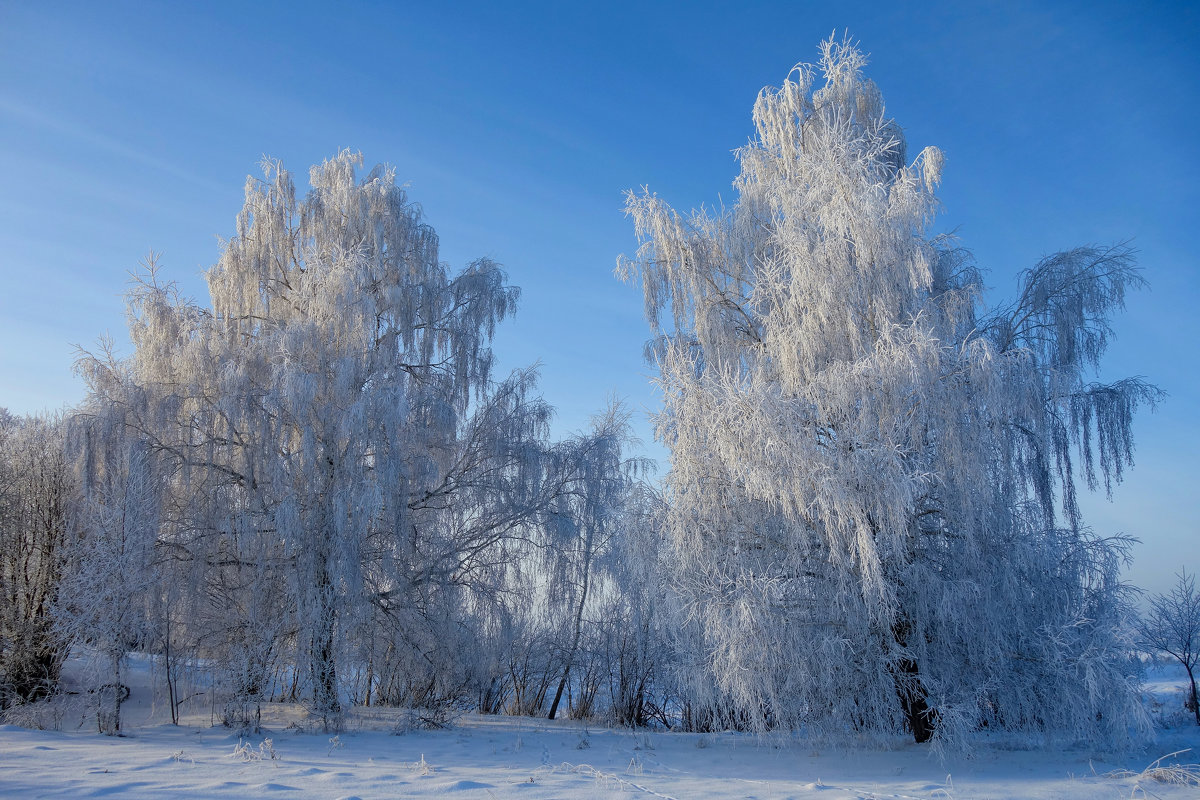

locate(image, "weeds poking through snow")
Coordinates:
231 737 278 762
930 772 955 798
1107 749 1200 793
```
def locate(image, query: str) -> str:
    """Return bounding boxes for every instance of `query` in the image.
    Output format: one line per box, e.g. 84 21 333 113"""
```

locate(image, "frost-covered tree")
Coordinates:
56 418 161 735
601 480 669 727
76 152 556 727
444 402 653 723
542 402 644 720
0 411 71 709
621 37 1157 746
1140 571 1200 725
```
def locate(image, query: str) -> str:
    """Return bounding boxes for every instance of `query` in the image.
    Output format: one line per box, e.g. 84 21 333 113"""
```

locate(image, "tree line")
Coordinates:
1 38 1189 747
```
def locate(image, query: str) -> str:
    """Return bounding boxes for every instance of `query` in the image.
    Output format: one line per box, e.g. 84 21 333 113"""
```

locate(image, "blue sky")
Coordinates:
1 0 1195 594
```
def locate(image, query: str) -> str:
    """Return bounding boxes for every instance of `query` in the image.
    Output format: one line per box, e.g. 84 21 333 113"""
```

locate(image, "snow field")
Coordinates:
4 714 1200 800
4 659 1199 800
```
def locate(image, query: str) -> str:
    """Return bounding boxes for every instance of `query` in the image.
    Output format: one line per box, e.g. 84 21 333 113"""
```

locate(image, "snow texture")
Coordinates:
3 654 1199 799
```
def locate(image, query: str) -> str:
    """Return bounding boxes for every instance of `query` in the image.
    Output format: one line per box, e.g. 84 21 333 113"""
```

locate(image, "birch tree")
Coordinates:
1140 571 1200 725
56 416 160 735
543 402 643 720
621 37 1157 746
77 152 553 727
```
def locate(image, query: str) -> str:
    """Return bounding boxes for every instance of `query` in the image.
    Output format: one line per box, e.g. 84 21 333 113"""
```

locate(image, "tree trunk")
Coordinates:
547 666 570 721
98 654 123 736
310 554 340 728
895 656 936 743
1186 665 1199 726
892 618 935 743
164 626 178 725
547 523 594 721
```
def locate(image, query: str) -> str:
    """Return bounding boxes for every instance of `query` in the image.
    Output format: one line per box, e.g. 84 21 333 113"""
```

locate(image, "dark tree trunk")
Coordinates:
548 521 595 721
895 656 936 743
1186 665 1199 726
892 617 936 743
547 667 570 720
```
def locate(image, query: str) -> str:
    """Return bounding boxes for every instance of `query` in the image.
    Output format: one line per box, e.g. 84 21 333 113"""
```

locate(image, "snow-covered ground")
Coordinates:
2 655 1197 799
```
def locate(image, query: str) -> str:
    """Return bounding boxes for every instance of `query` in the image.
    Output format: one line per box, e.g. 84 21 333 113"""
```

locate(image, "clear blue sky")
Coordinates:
1 0 1195 594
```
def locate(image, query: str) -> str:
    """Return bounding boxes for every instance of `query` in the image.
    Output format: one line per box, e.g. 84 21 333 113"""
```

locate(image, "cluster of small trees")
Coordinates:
0 38 1191 746
0 412 71 710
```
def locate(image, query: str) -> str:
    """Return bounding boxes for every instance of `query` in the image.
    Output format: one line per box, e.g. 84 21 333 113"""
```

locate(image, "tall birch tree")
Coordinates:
77 152 551 727
621 37 1157 746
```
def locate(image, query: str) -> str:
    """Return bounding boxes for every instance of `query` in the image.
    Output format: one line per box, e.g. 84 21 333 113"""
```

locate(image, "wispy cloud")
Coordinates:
0 97 226 193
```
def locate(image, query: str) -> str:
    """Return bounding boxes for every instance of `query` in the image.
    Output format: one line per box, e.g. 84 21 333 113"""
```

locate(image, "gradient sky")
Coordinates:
1 0 1195 594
